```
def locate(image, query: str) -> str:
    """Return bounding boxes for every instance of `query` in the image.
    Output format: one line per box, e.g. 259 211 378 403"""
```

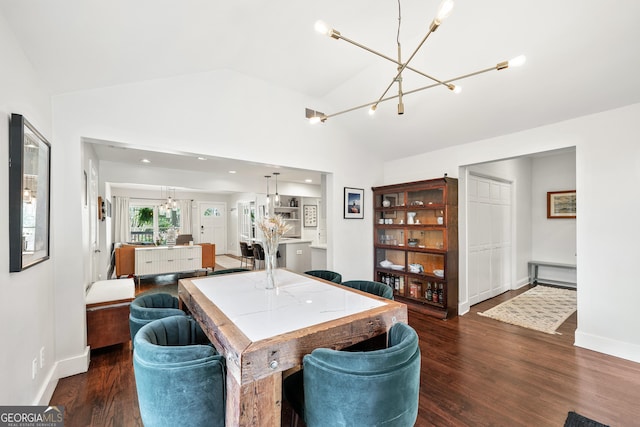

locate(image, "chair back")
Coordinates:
176 234 193 245
341 280 394 300
302 322 420 427
305 270 342 284
129 293 185 346
239 241 253 257
133 315 226 427
253 243 265 261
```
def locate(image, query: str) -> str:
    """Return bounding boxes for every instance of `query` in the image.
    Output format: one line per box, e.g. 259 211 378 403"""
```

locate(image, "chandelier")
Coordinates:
160 187 177 218
306 0 525 123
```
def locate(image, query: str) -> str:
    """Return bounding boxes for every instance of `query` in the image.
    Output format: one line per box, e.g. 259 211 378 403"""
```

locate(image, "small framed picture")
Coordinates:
344 187 364 219
304 205 318 227
547 190 576 219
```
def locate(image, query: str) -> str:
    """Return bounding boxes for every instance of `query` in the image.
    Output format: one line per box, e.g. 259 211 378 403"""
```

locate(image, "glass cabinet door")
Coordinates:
376 228 405 247
407 188 443 206
406 208 444 226
407 229 445 250
375 248 405 272
376 191 405 208
407 252 445 278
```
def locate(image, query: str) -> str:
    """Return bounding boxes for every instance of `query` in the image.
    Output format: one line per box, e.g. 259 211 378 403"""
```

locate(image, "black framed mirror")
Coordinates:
9 113 51 272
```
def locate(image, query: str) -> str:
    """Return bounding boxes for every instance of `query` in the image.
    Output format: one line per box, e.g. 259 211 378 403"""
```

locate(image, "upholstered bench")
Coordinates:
86 278 135 349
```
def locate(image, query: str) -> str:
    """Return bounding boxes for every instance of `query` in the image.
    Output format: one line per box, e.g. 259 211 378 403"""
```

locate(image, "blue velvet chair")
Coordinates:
341 280 394 300
304 270 342 284
133 315 226 427
129 293 185 347
283 322 421 427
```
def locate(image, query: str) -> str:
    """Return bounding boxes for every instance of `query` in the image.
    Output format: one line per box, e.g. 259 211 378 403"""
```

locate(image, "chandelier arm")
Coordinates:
321 63 501 120
372 28 437 108
338 34 450 89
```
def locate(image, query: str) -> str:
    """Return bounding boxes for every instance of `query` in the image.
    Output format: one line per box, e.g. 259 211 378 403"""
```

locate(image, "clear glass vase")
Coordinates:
264 241 279 289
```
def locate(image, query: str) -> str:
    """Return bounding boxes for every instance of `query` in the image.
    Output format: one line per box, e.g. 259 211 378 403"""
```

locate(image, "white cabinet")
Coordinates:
135 245 202 276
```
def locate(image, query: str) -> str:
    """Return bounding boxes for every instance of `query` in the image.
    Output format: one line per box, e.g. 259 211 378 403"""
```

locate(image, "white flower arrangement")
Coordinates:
258 215 292 250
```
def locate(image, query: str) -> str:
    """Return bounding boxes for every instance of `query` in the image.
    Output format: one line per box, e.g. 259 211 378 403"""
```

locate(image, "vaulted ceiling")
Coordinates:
2 0 640 160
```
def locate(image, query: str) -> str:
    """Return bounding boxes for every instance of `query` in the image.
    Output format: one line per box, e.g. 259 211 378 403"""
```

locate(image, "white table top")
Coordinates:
191 269 387 342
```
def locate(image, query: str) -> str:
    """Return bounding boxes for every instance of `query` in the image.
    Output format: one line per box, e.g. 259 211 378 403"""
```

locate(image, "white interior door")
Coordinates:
468 175 512 305
199 202 227 255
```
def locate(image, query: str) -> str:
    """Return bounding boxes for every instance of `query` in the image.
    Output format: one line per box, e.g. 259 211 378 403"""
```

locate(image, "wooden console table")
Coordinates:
115 243 215 277
528 260 577 288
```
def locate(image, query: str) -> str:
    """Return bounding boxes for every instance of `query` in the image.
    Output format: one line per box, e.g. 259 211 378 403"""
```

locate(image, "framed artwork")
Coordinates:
547 190 576 219
304 205 318 227
8 114 51 272
344 187 364 219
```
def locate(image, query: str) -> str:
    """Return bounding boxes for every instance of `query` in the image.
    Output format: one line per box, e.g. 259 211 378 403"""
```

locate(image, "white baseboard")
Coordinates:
35 346 91 405
575 330 640 364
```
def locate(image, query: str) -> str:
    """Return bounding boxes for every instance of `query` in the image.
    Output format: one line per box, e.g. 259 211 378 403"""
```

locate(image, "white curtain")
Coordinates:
114 196 130 243
179 199 192 234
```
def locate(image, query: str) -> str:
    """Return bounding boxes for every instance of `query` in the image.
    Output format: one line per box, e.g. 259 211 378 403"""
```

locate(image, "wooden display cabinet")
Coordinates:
372 177 458 319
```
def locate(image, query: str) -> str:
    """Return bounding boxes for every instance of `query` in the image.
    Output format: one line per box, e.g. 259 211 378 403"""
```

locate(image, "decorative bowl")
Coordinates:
380 260 393 268
409 263 424 273
433 269 444 277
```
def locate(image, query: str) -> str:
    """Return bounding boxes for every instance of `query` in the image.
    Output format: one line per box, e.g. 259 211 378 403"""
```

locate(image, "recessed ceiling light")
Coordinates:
228 170 237 174
140 158 151 163
305 179 313 183
197 156 207 160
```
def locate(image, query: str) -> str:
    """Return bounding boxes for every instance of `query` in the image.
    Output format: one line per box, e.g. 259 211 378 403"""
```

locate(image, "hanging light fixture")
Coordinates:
273 172 281 207
307 0 525 122
264 175 271 213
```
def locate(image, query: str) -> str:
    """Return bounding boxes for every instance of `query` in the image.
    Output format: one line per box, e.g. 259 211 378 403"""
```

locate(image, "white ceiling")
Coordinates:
2 0 640 163
87 138 324 192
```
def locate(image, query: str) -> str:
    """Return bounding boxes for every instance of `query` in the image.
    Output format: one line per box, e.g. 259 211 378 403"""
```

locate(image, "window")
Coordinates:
204 207 221 217
129 203 180 243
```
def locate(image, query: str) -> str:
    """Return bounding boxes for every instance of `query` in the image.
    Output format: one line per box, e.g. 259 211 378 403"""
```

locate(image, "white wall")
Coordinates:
384 103 640 363
0 14 57 404
50 68 384 380
531 152 576 262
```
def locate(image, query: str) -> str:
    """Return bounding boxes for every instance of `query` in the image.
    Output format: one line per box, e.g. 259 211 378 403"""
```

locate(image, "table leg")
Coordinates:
227 371 283 426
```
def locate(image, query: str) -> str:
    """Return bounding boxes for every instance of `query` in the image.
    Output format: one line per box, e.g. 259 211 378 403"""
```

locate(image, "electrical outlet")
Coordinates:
296 250 303 255
40 347 45 368
32 358 37 379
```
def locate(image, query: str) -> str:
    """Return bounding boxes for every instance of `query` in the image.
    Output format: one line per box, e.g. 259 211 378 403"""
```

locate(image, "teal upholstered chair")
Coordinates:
283 322 420 427
341 280 394 300
129 293 185 347
207 267 250 275
133 315 226 427
304 270 342 284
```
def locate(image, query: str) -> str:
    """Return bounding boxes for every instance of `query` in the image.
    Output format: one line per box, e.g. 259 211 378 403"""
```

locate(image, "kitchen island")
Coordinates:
277 239 313 273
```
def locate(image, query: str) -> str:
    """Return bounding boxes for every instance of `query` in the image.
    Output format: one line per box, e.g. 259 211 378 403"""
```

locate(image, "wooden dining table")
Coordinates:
178 268 408 426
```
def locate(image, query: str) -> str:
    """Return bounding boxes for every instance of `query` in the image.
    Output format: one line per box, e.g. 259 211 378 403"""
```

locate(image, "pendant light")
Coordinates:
273 172 281 207
264 175 271 214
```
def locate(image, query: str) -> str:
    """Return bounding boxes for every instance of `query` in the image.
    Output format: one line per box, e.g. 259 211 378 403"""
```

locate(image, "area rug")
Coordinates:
564 411 609 427
216 255 244 270
478 285 576 334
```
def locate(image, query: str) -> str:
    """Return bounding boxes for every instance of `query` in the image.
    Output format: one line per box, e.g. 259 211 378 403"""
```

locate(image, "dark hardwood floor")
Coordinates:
50 281 640 426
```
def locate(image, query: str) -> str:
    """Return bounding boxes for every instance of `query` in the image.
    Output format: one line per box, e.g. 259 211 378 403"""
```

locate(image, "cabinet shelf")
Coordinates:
373 177 458 319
